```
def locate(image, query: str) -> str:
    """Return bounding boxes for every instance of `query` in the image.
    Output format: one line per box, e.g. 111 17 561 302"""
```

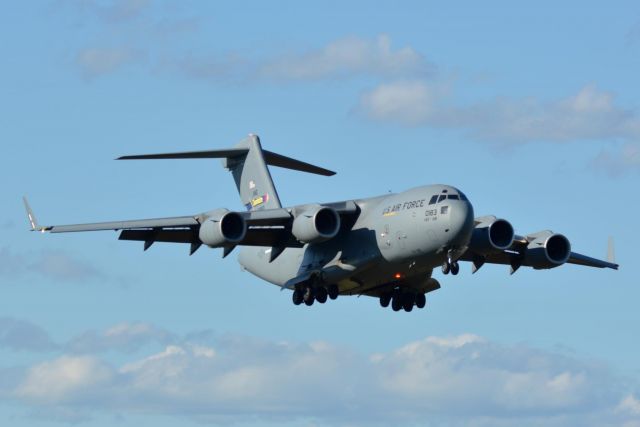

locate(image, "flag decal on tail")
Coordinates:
246 194 269 210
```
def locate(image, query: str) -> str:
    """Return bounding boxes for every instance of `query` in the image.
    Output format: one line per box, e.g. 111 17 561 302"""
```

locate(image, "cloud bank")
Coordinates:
1 319 639 426
358 82 640 144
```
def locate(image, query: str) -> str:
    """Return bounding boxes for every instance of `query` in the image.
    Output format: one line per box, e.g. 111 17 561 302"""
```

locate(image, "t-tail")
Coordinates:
117 134 335 211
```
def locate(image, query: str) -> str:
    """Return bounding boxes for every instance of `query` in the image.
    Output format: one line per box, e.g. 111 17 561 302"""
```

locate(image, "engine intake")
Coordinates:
199 209 247 247
292 205 341 244
468 217 514 254
523 231 571 269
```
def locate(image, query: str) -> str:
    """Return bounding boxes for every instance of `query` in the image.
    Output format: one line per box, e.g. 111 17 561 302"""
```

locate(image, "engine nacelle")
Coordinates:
468 217 514 255
292 205 340 244
523 231 571 269
198 209 247 247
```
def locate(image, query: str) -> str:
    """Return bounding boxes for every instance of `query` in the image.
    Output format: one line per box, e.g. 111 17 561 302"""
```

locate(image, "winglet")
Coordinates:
22 197 48 232
607 236 616 264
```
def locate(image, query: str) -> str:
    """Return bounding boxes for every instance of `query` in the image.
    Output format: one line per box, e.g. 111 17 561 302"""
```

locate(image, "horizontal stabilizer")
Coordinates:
117 146 335 176
262 150 335 176
117 149 249 160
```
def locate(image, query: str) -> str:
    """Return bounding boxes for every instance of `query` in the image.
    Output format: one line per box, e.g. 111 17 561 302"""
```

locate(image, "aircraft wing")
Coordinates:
459 249 618 272
23 197 359 256
459 217 618 273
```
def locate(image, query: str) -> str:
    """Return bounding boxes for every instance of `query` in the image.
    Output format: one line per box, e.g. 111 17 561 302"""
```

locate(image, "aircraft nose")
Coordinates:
449 200 474 247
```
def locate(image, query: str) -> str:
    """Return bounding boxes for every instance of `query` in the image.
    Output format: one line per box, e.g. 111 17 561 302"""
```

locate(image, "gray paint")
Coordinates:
24 134 619 309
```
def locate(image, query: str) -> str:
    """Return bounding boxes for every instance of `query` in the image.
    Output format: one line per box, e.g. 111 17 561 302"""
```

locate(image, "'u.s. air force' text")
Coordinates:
382 199 426 216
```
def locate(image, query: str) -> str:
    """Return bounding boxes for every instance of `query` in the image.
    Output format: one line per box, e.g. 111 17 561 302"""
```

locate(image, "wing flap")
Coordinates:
119 229 196 244
48 216 199 233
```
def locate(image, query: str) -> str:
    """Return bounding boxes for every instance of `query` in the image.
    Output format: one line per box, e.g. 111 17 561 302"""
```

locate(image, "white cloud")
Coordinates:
357 80 448 125
260 34 433 80
15 356 113 403
5 330 639 426
618 395 640 416
66 322 173 354
358 82 640 146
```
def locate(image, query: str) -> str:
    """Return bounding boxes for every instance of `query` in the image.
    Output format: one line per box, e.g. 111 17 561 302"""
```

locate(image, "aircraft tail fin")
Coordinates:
117 134 335 211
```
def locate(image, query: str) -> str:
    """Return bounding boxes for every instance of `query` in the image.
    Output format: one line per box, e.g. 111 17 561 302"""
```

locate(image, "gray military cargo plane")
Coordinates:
24 135 618 312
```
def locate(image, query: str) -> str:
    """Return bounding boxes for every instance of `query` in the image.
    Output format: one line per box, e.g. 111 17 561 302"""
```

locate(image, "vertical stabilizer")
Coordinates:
223 135 282 211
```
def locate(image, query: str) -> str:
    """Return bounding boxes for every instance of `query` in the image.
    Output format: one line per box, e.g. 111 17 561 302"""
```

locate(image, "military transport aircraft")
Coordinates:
24 135 618 312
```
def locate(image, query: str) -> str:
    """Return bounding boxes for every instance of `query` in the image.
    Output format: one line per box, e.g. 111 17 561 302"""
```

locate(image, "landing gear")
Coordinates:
415 293 426 309
315 287 328 304
402 293 414 312
379 293 391 308
303 286 315 306
442 257 460 275
293 284 338 307
381 289 427 312
441 261 450 275
328 284 339 300
292 289 304 305
391 291 403 312
450 261 459 275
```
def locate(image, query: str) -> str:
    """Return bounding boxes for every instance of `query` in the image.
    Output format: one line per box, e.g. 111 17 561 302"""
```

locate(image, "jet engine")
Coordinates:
468 217 514 254
198 209 247 247
523 231 571 269
292 205 341 244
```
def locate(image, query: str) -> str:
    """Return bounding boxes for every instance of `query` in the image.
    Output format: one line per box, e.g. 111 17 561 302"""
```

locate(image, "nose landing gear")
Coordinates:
442 252 460 275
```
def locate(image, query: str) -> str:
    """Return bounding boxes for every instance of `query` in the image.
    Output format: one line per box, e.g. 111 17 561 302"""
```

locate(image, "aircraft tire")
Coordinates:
315 287 328 304
442 262 450 275
451 262 459 275
328 284 339 300
415 293 426 309
303 286 315 306
402 294 415 312
292 289 304 305
391 294 403 312
379 293 391 307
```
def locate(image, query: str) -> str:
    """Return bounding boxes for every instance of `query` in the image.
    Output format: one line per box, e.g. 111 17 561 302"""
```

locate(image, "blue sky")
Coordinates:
1 1 640 426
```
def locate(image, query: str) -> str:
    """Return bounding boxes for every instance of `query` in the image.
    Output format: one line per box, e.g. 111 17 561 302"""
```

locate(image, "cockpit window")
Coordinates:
442 189 448 193
447 194 459 200
437 194 446 202
428 195 438 205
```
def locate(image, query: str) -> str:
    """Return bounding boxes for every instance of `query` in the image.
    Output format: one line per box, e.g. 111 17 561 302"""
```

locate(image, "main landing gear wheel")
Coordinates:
415 293 426 309
303 286 315 306
292 289 303 305
402 294 415 312
315 287 328 304
391 293 403 312
379 293 391 308
328 284 339 300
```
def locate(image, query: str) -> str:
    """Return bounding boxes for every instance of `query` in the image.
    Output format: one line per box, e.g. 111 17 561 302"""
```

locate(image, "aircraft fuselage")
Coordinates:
238 184 474 296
